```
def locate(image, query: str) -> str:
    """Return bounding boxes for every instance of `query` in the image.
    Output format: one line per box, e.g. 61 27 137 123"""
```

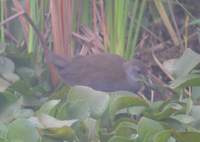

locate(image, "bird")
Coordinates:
47 52 148 93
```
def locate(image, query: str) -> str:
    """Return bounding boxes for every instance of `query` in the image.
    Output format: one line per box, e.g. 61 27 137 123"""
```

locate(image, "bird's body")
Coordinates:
48 52 146 93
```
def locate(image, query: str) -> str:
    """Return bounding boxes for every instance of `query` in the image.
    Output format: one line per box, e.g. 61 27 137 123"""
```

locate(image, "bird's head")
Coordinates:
123 59 149 86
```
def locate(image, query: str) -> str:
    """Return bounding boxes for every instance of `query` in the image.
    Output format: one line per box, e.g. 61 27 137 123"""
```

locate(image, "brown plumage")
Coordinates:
47 52 147 93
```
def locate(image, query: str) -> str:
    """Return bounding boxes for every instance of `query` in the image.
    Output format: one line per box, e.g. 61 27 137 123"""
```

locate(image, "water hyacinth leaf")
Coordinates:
109 95 148 116
83 118 98 142
170 74 200 89
173 48 200 77
67 86 110 118
2 72 20 83
43 126 75 140
138 117 164 141
36 100 60 115
0 97 34 123
153 130 172 142
38 114 77 128
113 121 137 137
0 122 8 141
108 136 133 142
163 58 177 76
9 80 33 96
191 87 200 100
190 106 200 129
171 114 194 124
0 56 15 74
62 100 90 119
145 102 183 120
7 119 40 142
38 115 76 140
0 91 18 111
144 105 176 120
128 106 146 116
0 78 10 92
16 67 35 82
173 132 200 142
71 118 98 142
191 106 200 121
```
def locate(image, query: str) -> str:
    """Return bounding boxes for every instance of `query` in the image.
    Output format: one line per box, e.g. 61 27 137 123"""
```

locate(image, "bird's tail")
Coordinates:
46 50 69 69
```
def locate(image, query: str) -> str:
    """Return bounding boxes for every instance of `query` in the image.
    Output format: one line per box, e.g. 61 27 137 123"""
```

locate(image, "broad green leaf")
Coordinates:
0 98 23 123
9 80 33 96
83 118 98 142
36 100 60 115
59 100 90 119
16 67 35 83
191 106 200 120
173 132 200 142
143 102 179 120
72 118 98 142
0 56 15 74
191 87 200 100
109 95 148 116
191 106 200 129
108 136 134 142
0 122 8 141
138 117 164 142
66 86 110 118
113 121 137 137
43 127 75 140
39 114 77 128
0 78 10 92
171 114 194 124
153 130 172 142
163 59 177 76
173 48 200 77
2 73 19 83
32 115 76 140
170 74 200 89
8 119 40 142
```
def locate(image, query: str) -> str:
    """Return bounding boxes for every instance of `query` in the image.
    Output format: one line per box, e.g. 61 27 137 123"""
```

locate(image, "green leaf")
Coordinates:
0 78 10 92
191 87 200 100
43 127 75 140
171 114 194 124
138 117 164 142
108 136 133 142
170 74 200 89
0 56 15 74
39 114 77 128
0 122 8 141
56 86 110 119
173 132 200 142
2 73 19 83
143 102 179 120
173 48 200 77
8 119 40 142
36 100 60 115
153 130 172 142
191 106 200 129
109 95 148 116
113 121 137 137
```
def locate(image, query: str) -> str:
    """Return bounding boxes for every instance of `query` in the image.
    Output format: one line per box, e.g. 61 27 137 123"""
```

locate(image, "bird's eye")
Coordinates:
134 67 142 74
137 70 142 74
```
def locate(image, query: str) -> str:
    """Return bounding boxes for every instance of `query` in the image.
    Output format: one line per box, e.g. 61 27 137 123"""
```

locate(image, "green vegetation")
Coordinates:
0 0 200 142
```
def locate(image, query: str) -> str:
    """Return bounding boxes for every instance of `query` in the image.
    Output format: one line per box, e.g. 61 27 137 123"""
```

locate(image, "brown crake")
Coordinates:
47 52 148 93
